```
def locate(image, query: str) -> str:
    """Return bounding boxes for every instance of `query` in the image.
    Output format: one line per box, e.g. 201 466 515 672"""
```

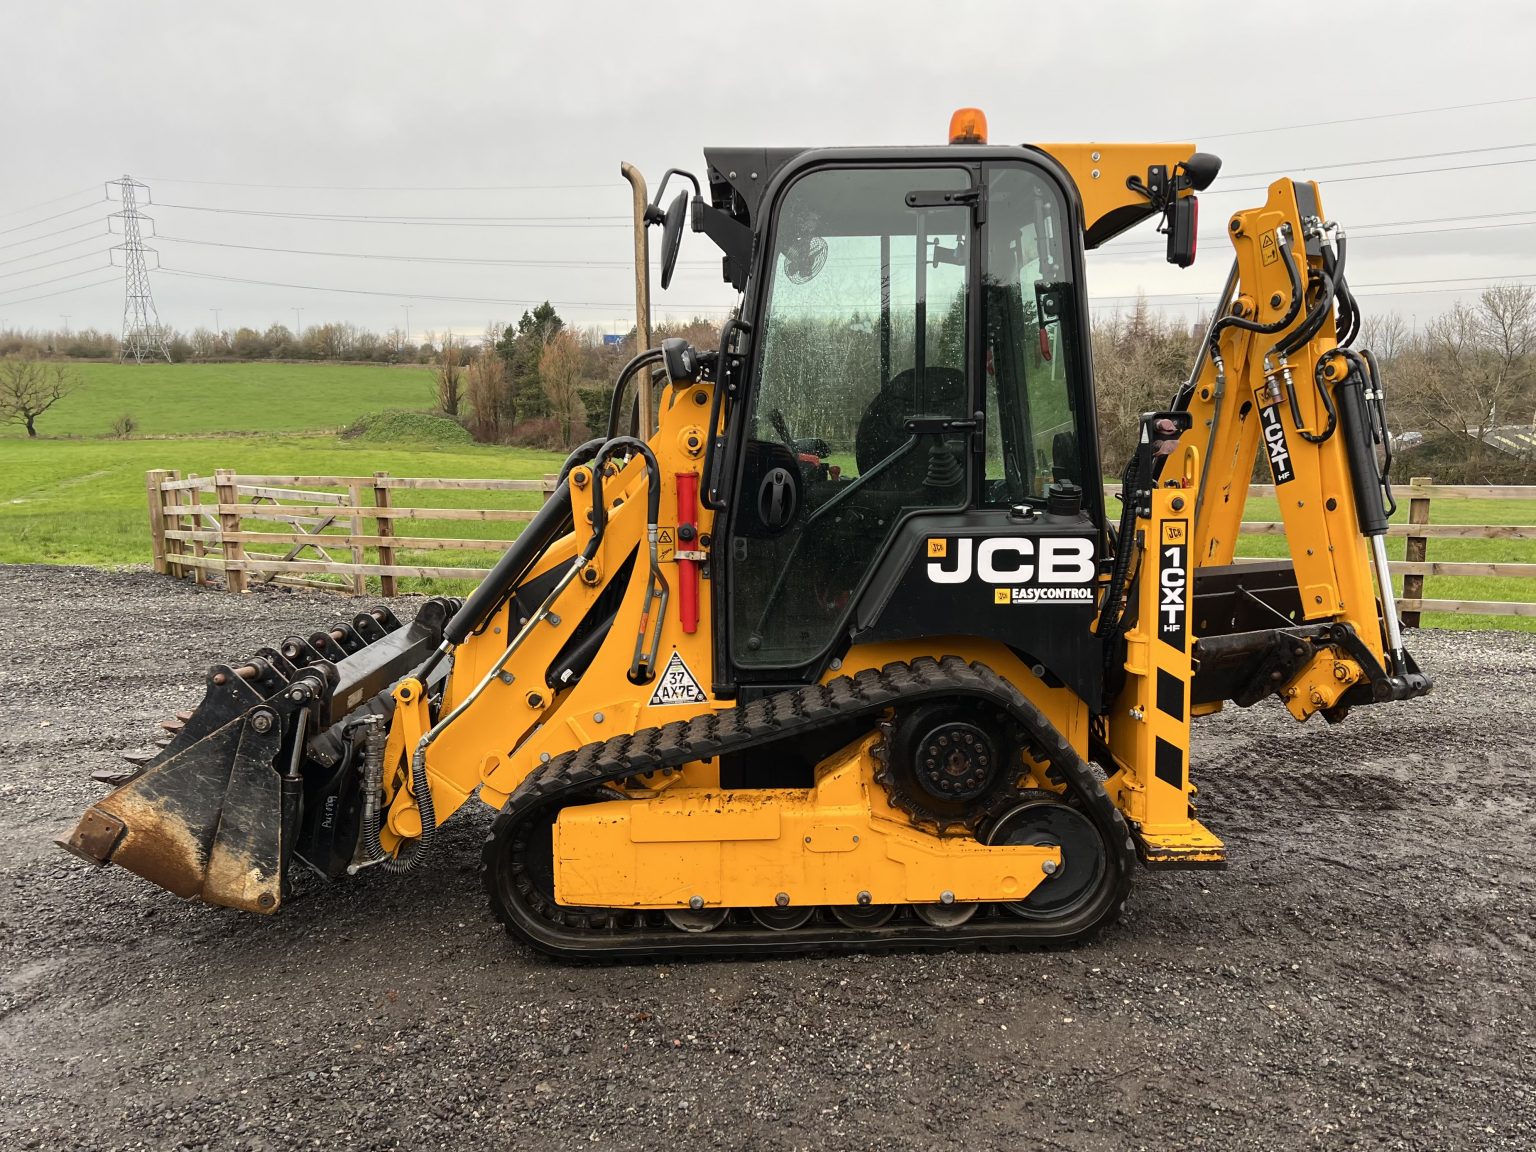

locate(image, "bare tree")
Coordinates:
434 331 464 417
1090 298 1203 467
1392 284 1536 466
465 324 506 442
1358 311 1411 362
0 355 78 438
539 330 585 448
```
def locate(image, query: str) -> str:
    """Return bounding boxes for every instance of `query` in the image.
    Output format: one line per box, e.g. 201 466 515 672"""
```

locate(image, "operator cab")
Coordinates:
687 143 1106 697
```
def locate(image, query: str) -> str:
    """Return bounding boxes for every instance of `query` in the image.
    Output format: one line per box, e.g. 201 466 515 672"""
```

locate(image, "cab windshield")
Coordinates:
728 161 1084 670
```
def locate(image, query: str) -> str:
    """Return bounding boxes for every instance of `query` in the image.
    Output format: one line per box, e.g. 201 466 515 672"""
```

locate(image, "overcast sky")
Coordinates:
2 0 1532 341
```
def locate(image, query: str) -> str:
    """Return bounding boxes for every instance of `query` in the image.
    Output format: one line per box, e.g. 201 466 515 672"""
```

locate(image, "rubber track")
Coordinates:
483 655 1135 959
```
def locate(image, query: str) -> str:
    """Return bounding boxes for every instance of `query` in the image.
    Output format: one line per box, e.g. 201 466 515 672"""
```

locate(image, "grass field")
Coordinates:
2 361 435 439
0 362 1532 627
0 436 564 594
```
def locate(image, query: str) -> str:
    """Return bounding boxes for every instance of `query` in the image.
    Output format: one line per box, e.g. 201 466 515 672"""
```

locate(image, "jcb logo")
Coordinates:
927 536 1096 604
926 537 1095 585
1260 403 1296 485
1159 520 1188 650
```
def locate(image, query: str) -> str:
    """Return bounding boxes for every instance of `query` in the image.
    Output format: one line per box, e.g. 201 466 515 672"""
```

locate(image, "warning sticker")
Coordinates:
649 651 707 706
1260 230 1278 266
658 526 676 563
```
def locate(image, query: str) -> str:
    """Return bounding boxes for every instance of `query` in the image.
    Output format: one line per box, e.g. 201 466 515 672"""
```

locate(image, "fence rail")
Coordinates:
1096 475 1536 622
149 471 1536 622
147 468 556 595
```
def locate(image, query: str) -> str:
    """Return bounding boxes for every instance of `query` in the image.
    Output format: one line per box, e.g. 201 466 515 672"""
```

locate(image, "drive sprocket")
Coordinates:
872 699 1024 833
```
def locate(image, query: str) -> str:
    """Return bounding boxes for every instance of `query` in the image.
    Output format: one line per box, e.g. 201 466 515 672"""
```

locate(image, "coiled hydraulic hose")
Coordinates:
355 714 434 874
606 349 664 439
1206 226 1304 363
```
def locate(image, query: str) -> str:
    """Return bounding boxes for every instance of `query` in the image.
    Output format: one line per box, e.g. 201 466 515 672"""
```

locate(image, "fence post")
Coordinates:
215 468 248 594
346 482 367 595
1402 476 1432 628
374 471 396 598
146 469 171 575
542 473 558 503
164 469 188 578
186 473 207 587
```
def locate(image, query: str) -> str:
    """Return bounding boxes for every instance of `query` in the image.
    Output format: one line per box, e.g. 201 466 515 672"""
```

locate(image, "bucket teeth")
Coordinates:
94 764 145 786
120 749 158 766
158 718 185 734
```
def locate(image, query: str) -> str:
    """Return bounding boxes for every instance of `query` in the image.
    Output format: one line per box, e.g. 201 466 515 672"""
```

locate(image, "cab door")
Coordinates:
723 163 977 681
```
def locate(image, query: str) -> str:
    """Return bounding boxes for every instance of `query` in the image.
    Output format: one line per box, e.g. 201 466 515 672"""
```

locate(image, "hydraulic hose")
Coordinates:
589 435 662 532
1207 227 1304 352
1095 451 1143 643
1361 347 1397 518
587 436 668 680
606 349 664 439
355 715 434 874
1290 352 1340 444
1275 266 1335 359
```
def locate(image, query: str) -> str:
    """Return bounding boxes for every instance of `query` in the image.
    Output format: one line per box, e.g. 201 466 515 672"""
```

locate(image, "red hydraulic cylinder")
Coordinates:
675 472 700 634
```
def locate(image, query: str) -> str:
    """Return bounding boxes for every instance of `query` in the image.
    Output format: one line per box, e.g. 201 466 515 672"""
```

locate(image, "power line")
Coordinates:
0 263 114 298
157 266 713 310
156 213 1536 274
0 185 103 220
0 275 120 309
1212 154 1536 196
1185 94 1536 141
1222 141 1536 180
156 233 640 267
144 176 615 192
0 218 108 253
1088 271 1536 306
0 199 107 238
0 248 113 280
159 263 1536 312
156 202 630 226
0 231 113 267
1103 217 1536 257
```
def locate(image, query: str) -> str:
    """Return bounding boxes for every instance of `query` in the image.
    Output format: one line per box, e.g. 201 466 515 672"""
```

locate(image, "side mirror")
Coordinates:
659 190 689 290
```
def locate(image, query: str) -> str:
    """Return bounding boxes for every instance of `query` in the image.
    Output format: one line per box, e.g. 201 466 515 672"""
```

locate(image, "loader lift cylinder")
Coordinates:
442 479 573 647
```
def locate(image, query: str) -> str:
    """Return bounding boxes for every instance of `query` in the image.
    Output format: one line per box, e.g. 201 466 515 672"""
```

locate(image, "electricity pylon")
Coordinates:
110 176 171 363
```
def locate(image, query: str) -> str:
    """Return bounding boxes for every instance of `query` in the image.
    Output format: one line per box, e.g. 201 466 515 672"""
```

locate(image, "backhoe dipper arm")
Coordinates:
1096 176 1429 870
1166 176 1429 714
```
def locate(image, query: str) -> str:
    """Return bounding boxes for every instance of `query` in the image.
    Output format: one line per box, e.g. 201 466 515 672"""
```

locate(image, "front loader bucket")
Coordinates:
60 598 461 913
61 668 294 912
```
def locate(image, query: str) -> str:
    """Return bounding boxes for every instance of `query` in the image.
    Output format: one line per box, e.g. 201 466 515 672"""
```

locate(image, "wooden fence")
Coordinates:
1225 476 1536 623
147 468 555 595
148 470 1536 622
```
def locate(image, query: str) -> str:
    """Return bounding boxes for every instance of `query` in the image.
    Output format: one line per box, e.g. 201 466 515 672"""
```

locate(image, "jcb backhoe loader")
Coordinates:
63 109 1430 957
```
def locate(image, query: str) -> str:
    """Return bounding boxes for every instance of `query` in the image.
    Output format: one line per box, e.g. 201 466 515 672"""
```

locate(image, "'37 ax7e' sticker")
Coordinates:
649 651 707 706
1159 520 1188 650
925 536 1095 604
1260 402 1296 485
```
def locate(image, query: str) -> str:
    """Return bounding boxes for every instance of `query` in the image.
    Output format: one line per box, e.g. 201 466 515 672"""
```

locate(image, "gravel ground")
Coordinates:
0 564 1532 1152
